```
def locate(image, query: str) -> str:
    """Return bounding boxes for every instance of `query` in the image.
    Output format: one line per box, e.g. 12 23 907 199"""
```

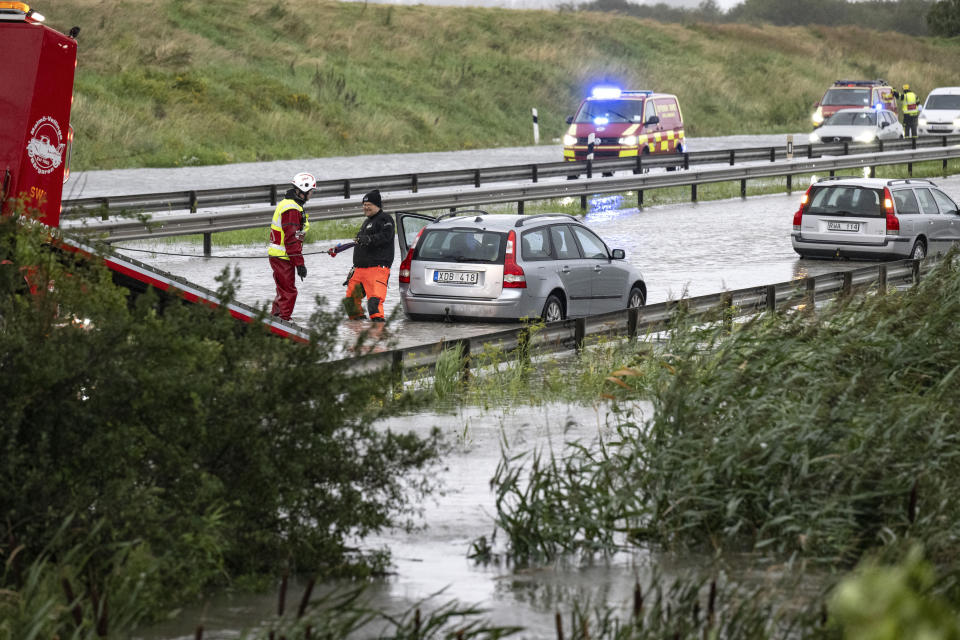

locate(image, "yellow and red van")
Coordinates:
562 87 685 162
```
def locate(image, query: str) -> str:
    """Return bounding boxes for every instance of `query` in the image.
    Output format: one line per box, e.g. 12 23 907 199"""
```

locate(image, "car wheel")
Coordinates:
541 294 564 323
627 286 645 309
910 238 926 260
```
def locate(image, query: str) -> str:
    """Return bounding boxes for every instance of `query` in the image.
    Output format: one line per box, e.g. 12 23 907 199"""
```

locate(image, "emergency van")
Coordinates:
811 80 898 129
562 87 685 163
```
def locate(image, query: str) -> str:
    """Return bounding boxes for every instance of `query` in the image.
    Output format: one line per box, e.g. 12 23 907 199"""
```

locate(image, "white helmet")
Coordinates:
291 172 316 193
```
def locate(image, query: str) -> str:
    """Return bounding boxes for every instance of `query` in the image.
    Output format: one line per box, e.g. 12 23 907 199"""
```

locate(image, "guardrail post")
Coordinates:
344 180 351 200
586 159 593 179
843 142 849 155
878 140 884 153
842 271 852 298
475 169 481 188
189 191 198 213
203 233 212 257
637 189 644 208
518 200 525 215
412 174 419 193
805 277 816 311
634 156 642 175
912 259 921 285
766 284 776 312
807 144 813 159
878 264 887 293
721 292 733 333
627 307 639 338
531 165 538 183
908 162 913 176
574 318 586 351
869 166 876 178
691 184 697 202
769 148 775 162
729 150 735 166
683 153 689 170
786 174 792 194
270 185 278 206
580 195 587 210
829 170 835 177
459 338 471 381
740 179 746 198
391 351 404 395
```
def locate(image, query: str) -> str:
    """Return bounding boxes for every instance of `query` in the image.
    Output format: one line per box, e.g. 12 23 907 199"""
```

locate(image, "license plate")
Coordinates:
827 221 860 232
434 270 479 284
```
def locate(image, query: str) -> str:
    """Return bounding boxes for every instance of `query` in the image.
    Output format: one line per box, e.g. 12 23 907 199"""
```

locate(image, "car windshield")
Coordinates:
821 88 871 106
574 99 644 124
416 229 504 263
825 111 877 127
807 185 884 217
925 94 960 110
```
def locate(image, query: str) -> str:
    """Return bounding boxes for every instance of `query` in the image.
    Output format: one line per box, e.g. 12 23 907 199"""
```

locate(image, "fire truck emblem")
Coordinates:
26 116 65 175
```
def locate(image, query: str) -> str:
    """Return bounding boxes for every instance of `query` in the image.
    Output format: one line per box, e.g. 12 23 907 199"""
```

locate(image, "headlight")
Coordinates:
808 131 820 143
954 119 960 128
562 134 577 146
812 108 824 126
618 135 638 146
919 118 928 127
855 131 877 143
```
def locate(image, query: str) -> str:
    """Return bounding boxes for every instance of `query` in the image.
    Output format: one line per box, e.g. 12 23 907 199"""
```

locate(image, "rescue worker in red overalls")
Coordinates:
342 189 394 322
268 172 315 321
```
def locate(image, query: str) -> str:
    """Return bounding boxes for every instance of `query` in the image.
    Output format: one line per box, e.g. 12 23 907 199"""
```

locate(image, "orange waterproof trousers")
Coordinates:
343 266 390 320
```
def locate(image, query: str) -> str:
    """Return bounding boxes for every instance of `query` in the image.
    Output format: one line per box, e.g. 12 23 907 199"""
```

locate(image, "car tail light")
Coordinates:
398 229 423 284
793 186 812 230
883 187 899 235
503 230 526 288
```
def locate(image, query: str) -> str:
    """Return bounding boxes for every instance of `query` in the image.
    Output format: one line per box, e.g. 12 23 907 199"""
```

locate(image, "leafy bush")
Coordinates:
0 212 443 612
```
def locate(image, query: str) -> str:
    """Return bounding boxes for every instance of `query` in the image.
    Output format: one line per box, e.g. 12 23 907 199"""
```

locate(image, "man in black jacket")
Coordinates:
342 189 395 321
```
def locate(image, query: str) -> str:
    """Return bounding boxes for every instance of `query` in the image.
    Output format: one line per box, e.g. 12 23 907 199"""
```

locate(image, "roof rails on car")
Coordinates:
833 79 887 86
885 178 936 186
815 175 862 182
435 208 492 222
514 213 581 228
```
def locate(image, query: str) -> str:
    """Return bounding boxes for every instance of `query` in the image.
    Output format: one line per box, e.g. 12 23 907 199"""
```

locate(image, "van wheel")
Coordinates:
910 239 926 260
541 294 564 323
627 286 645 309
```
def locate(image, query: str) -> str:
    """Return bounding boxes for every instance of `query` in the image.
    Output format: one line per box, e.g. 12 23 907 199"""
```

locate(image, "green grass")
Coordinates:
46 1 960 171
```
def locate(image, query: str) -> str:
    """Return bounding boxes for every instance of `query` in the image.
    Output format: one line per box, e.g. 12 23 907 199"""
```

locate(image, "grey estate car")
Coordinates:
791 177 960 260
396 211 647 321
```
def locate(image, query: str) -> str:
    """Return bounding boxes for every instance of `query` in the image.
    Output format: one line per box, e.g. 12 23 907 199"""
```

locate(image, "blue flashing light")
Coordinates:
593 117 610 125
873 102 883 110
591 86 622 100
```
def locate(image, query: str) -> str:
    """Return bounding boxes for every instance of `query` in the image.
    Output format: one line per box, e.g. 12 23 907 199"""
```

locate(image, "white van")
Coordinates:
918 87 960 136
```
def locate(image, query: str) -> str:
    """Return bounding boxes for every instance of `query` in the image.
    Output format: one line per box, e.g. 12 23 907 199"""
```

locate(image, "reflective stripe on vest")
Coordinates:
267 198 303 260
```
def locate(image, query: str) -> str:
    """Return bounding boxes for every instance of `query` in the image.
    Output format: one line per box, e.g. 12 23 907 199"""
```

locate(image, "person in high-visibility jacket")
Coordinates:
341 189 394 322
895 83 921 138
268 172 315 321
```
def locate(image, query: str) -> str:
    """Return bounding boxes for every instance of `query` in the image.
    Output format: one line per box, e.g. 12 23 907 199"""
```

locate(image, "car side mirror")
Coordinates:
880 121 889 128
565 115 573 125
611 248 625 259
644 115 660 126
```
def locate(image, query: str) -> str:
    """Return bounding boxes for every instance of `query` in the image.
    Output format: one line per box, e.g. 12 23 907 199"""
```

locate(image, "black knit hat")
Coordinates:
362 189 382 209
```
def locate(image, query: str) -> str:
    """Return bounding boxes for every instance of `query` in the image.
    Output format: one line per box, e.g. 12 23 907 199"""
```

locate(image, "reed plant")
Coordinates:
489 252 960 570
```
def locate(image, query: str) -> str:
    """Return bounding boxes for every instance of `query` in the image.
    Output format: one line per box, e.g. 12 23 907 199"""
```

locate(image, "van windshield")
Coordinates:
925 94 960 110
574 100 644 124
821 89 871 106
416 229 504 263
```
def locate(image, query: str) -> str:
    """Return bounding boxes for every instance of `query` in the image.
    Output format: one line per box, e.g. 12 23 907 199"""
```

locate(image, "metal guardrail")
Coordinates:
343 257 933 379
62 136 960 219
62 144 960 243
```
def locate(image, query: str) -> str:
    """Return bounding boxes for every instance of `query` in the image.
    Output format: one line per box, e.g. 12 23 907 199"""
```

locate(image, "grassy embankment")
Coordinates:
51 0 960 172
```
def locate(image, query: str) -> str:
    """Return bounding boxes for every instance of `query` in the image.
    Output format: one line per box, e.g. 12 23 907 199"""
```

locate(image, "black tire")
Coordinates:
910 238 926 260
541 294 564 323
627 285 645 309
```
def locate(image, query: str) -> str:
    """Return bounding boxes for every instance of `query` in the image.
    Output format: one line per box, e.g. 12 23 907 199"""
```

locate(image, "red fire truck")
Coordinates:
0 2 309 342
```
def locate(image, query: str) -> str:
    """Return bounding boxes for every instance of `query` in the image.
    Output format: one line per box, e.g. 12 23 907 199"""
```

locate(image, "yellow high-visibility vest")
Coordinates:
902 91 919 116
267 199 305 260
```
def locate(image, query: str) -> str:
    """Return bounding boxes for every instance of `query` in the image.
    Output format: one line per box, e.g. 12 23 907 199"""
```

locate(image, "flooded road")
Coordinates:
114 173 960 353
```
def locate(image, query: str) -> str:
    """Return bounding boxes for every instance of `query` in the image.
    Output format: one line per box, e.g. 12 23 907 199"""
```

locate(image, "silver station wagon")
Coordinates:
396 211 647 321
791 177 960 260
